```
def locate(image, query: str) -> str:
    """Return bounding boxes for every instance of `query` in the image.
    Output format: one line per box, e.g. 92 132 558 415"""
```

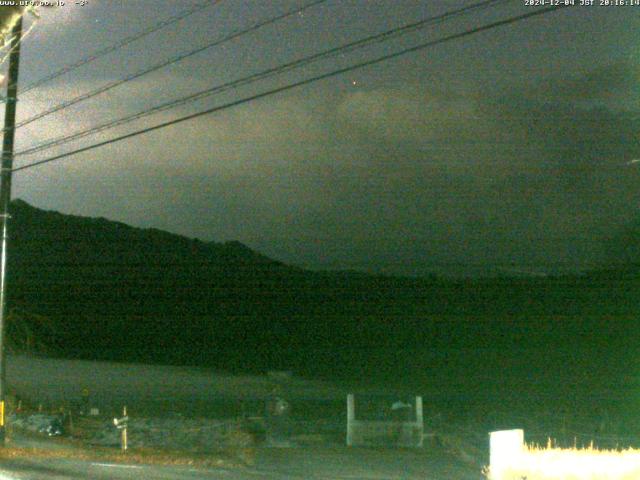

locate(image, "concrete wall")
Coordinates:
346 394 423 447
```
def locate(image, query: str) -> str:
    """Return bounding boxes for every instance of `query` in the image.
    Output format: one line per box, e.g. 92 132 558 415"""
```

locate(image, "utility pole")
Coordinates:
0 14 23 445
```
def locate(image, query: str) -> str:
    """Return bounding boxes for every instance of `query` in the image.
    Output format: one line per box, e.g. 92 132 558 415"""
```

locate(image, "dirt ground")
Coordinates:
4 354 490 478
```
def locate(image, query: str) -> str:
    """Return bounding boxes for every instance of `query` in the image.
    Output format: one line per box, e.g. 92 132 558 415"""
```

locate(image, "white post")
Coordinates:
346 394 355 446
489 429 524 480
415 396 423 425
121 406 128 452
415 396 423 447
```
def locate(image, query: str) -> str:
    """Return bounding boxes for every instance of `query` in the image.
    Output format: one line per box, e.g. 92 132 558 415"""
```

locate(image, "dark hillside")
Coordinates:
5 200 639 404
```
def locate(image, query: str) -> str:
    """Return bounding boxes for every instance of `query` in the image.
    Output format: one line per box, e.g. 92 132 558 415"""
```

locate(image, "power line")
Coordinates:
15 0 509 157
3 0 218 101
12 5 569 174
6 0 329 134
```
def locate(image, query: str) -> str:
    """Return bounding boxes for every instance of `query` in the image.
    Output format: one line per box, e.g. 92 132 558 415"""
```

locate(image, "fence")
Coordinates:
346 394 423 447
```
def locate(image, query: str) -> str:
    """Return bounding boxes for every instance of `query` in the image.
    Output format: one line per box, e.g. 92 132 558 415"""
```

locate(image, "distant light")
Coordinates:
352 80 358 86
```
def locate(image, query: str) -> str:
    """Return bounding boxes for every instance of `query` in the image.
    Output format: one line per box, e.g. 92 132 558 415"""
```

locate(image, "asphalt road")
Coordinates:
0 446 484 479
0 458 226 480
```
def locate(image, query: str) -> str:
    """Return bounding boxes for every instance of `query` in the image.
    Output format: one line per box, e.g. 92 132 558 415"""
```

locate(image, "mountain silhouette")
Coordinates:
4 200 638 385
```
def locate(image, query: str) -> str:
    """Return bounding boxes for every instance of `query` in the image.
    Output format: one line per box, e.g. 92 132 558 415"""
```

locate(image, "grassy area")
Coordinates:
5 422 256 468
486 436 640 480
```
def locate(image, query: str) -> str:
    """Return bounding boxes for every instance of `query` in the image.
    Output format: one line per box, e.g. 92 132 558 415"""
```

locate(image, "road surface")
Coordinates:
0 446 484 479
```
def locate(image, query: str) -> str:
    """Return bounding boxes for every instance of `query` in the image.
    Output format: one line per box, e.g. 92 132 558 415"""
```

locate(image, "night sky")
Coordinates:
3 0 640 277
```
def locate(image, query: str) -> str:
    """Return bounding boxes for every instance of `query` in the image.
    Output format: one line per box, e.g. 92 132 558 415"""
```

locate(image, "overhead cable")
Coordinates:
6 0 328 133
13 5 569 173
16 0 508 157
4 0 219 100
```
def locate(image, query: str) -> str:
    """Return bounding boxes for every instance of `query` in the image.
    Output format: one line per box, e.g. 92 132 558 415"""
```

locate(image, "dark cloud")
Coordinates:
11 2 640 276
535 61 640 104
